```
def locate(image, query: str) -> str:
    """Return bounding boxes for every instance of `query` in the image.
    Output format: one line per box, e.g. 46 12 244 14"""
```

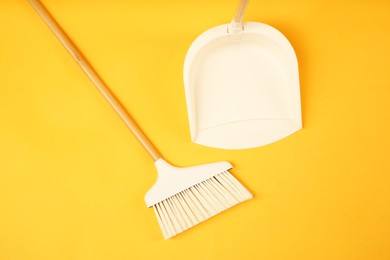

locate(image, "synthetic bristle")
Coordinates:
152 171 252 239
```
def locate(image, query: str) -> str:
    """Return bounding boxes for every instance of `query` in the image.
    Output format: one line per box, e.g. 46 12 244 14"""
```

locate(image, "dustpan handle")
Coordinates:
28 0 162 162
231 0 249 29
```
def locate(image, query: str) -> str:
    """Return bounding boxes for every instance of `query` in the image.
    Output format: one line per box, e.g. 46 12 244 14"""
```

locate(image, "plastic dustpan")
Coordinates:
183 0 302 149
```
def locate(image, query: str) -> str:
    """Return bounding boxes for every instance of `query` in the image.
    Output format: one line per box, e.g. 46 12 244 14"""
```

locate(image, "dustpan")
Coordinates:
183 0 302 149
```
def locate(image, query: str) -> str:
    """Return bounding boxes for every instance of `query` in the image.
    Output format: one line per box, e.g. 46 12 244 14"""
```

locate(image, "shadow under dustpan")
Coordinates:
184 3 302 150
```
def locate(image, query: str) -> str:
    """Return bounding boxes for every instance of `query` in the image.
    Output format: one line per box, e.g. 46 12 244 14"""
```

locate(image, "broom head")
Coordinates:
145 159 253 239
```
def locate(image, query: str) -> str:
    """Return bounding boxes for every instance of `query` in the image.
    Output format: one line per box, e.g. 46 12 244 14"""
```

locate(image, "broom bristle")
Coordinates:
152 171 252 239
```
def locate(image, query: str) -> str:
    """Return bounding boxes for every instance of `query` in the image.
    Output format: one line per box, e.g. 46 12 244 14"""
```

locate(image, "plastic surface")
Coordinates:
144 159 233 207
184 22 302 149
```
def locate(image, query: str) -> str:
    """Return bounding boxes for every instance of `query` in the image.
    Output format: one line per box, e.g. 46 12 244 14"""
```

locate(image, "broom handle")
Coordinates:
28 0 162 162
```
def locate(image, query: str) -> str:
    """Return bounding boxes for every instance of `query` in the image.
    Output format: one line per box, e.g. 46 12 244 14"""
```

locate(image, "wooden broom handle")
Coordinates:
28 0 162 162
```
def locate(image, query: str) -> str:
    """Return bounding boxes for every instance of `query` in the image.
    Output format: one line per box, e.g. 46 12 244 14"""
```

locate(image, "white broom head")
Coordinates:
145 159 253 239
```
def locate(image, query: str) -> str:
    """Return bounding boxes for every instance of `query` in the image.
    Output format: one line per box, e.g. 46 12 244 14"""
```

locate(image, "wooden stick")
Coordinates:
28 0 162 161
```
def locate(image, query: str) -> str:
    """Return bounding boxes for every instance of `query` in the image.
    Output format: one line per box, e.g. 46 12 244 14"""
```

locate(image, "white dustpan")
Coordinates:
183 0 302 149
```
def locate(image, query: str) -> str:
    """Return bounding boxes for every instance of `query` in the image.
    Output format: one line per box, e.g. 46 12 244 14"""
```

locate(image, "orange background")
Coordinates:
1 0 389 259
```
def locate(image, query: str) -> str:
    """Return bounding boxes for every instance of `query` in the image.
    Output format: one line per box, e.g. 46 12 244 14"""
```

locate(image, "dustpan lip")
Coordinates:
183 22 301 149
193 118 302 149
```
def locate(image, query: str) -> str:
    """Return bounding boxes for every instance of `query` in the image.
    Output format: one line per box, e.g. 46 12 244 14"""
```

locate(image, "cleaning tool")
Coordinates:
184 0 302 149
28 0 253 239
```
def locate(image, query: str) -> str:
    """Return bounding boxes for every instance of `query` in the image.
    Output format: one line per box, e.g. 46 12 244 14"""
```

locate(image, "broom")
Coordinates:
28 0 253 239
